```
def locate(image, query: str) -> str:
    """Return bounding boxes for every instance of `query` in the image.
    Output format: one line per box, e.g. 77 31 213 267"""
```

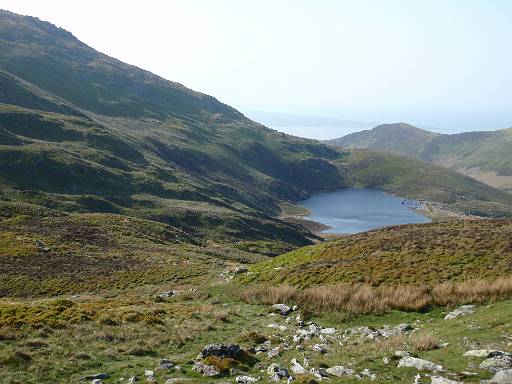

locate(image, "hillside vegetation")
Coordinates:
241 219 512 287
327 123 512 193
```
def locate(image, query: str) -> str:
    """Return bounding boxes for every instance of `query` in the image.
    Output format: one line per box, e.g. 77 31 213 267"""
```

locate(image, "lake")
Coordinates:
300 189 431 234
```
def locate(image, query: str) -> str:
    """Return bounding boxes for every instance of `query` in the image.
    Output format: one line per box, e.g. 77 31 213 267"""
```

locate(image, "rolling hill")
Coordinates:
327 123 512 193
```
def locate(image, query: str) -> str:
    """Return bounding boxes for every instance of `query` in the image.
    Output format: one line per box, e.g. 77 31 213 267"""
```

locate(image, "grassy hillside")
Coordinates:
327 123 439 158
327 123 512 193
241 219 512 288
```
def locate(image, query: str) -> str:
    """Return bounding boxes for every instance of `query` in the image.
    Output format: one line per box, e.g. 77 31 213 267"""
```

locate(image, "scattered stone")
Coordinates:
268 324 287 332
198 344 242 359
80 373 110 381
155 358 174 370
158 290 179 299
310 367 329 380
430 377 462 384
325 365 355 377
394 323 414 333
383 357 390 365
312 344 327 354
360 368 376 380
464 350 508 358
414 374 422 384
236 375 258 383
480 355 512 372
127 377 138 383
267 363 289 381
290 358 307 374
193 361 220 377
267 348 280 358
233 267 248 274
271 304 293 316
481 369 512 383
320 328 336 335
144 370 155 381
444 305 476 320
397 356 443 372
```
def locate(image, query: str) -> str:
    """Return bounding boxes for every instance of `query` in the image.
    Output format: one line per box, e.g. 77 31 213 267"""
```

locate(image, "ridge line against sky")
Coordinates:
0 0 511 136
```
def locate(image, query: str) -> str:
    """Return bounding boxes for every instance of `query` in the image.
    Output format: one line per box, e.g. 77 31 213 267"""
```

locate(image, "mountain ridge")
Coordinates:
327 122 512 192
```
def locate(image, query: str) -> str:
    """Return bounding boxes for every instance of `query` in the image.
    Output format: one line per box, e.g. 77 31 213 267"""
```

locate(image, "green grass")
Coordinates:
241 219 512 287
1 280 510 383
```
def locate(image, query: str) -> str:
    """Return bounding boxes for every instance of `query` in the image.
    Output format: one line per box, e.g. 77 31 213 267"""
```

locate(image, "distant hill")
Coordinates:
327 123 512 193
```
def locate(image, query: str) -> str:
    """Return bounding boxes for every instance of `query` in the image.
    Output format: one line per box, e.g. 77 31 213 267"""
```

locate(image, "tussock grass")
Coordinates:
240 277 512 315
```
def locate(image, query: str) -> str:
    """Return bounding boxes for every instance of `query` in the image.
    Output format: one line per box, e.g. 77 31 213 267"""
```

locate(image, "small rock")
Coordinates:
397 356 443 372
193 361 220 377
360 368 376 380
394 323 414 333
383 357 390 365
325 365 355 377
395 350 412 357
236 375 258 383
233 266 248 274
91 380 102 384
480 355 512 372
127 377 138 383
312 344 327 354
271 304 293 316
158 290 179 299
463 350 507 358
268 324 287 332
198 344 242 359
267 363 289 381
156 358 174 370
444 305 476 320
320 328 336 335
290 358 307 374
430 377 463 384
267 348 280 358
481 369 512 383
81 373 110 381
144 370 155 381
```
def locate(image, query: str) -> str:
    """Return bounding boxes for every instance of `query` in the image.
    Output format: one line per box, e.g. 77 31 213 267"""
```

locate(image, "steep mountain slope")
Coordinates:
327 123 512 192
0 7 512 265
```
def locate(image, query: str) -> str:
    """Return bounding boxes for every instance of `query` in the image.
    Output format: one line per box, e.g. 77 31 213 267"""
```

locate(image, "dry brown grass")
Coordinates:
239 277 512 315
410 333 439 351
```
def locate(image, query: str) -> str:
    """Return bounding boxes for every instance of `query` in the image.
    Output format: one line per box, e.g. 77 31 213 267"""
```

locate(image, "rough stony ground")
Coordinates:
2 271 512 384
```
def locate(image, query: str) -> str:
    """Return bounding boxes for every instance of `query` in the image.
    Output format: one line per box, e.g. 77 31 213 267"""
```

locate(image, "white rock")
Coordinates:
267 348 280 358
320 328 336 335
430 376 463 384
325 365 355 377
463 350 507 358
291 358 307 374
480 356 512 372
397 356 443 372
481 369 512 383
267 323 287 332
444 305 475 320
236 375 259 383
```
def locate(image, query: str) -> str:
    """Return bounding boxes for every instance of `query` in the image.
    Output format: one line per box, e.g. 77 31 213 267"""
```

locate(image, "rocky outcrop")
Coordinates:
397 356 443 372
444 305 475 320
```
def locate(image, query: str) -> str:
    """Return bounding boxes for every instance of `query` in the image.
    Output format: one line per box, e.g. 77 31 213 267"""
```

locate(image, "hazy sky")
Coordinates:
1 0 511 134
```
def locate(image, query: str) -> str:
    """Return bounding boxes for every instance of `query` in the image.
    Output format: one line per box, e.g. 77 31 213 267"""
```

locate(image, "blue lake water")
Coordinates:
300 189 431 234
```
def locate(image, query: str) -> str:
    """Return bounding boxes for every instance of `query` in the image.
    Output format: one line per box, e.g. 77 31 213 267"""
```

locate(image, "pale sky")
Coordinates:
1 0 511 134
